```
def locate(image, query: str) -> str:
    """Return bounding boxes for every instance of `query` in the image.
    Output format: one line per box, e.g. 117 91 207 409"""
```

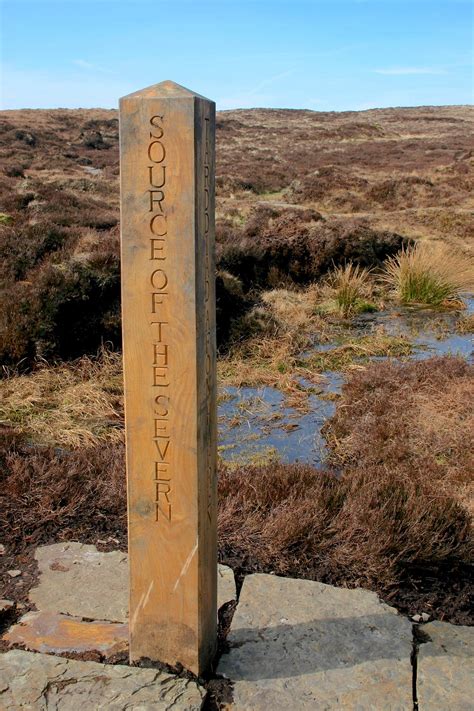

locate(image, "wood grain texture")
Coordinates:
119 81 217 674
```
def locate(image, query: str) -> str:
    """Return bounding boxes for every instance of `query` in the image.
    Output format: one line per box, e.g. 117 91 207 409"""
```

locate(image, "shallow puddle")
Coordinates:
218 299 473 466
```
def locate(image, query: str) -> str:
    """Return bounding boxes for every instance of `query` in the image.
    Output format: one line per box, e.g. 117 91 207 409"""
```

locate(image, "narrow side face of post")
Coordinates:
119 81 217 675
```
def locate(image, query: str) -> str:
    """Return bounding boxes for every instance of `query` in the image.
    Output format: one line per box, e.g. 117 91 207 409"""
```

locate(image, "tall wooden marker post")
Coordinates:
119 81 217 675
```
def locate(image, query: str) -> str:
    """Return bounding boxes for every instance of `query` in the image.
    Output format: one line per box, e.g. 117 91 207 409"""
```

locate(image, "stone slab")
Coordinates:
31 543 128 622
417 620 474 710
4 611 128 660
218 573 413 710
30 543 235 623
0 649 204 709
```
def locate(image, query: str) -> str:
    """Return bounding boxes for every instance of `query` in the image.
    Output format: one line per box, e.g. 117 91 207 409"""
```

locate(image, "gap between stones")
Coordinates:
411 622 431 711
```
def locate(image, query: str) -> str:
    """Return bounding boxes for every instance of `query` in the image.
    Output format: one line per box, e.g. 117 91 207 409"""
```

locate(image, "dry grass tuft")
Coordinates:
383 242 474 306
0 350 123 447
304 329 413 372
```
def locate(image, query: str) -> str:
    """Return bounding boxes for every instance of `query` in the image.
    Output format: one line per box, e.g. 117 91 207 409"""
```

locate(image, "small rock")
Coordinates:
0 600 14 613
218 564 237 608
7 570 21 578
412 612 430 623
0 544 5 555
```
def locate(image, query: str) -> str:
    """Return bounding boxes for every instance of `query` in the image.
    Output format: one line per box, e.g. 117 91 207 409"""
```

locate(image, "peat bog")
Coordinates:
0 104 473 626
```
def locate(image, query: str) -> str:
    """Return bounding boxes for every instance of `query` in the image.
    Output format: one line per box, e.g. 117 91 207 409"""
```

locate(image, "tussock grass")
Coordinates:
0 350 123 448
325 262 374 316
383 242 474 306
219 287 330 395
456 313 474 334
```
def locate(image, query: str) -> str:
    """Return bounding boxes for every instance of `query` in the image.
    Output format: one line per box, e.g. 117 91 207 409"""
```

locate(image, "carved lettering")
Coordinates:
148 140 166 164
150 238 166 260
147 114 172 522
150 213 167 236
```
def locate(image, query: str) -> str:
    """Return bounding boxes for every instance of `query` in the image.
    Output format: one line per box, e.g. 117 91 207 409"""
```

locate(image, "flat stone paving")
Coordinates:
4 542 236 660
0 649 204 710
417 620 474 710
218 573 414 710
31 542 236 622
2 542 472 709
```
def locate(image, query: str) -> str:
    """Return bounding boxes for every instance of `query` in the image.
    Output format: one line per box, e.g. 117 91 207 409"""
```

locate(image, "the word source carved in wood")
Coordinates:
119 80 217 675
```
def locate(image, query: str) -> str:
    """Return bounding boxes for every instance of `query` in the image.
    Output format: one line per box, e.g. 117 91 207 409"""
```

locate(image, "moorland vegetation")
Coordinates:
0 104 473 624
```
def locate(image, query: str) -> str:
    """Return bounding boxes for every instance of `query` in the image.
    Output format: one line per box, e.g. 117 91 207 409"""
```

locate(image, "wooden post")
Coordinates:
119 81 217 675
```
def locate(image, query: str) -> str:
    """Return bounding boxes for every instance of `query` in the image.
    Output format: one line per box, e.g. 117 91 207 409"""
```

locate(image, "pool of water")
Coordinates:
218 299 473 466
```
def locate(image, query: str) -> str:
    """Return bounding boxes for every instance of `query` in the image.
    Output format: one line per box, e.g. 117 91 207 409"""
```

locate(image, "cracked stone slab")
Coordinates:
30 542 235 623
417 621 474 710
0 649 204 710
218 573 413 710
3 611 128 660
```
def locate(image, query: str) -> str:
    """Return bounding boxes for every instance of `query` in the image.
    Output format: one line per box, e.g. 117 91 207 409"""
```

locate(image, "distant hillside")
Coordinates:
0 105 472 365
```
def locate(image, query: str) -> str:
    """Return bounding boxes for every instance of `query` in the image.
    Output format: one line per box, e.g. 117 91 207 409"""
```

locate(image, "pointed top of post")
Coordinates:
120 80 212 103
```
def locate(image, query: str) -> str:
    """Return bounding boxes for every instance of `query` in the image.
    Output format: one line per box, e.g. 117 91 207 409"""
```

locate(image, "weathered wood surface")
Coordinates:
119 80 217 674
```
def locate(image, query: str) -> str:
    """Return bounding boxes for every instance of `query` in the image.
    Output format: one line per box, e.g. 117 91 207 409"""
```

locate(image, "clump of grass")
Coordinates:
0 350 123 448
383 242 474 306
456 313 474 335
219 286 334 396
325 262 374 316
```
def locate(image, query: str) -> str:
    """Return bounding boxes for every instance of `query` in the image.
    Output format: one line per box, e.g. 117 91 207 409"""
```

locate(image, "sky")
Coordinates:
0 0 472 112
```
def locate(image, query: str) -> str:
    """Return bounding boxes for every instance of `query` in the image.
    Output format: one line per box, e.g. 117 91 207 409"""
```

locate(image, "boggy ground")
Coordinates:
0 104 473 630
0 354 472 625
0 105 473 364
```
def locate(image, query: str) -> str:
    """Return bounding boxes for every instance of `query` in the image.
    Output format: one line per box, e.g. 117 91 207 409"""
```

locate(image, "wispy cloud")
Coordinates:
218 69 295 109
73 59 113 74
374 67 448 76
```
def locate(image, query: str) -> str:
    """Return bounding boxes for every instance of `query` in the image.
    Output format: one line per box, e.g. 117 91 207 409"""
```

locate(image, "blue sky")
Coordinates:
1 0 472 111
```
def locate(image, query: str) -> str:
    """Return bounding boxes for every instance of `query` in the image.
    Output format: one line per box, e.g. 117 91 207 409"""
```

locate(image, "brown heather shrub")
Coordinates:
324 356 474 514
218 206 408 292
3 426 468 600
286 166 368 205
0 431 127 554
218 460 471 593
